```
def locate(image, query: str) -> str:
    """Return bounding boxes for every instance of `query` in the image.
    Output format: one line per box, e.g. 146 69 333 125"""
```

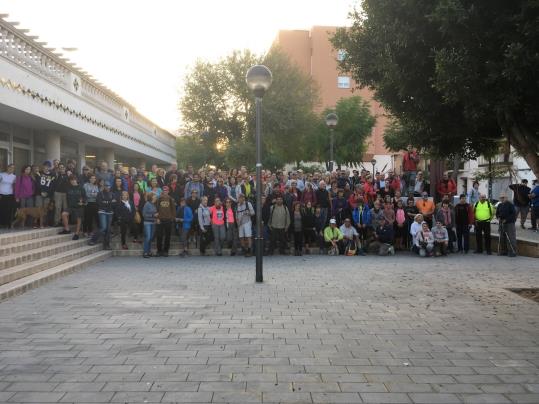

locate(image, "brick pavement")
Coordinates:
0 254 538 403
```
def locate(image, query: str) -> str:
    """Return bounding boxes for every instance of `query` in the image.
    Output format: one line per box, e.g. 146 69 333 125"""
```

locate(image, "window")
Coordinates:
337 49 347 61
337 76 351 89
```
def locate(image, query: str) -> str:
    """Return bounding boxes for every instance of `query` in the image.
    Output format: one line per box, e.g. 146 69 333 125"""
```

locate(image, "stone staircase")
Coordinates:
0 228 111 300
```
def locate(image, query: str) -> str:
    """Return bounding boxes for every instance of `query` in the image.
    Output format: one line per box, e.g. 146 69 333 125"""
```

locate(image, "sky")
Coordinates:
0 0 356 133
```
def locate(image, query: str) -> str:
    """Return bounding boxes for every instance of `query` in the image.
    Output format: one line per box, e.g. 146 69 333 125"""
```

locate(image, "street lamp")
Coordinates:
325 113 338 172
370 158 377 182
246 65 272 283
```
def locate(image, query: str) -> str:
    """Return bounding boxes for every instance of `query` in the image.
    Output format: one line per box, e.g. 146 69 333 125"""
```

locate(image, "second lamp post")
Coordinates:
325 112 338 172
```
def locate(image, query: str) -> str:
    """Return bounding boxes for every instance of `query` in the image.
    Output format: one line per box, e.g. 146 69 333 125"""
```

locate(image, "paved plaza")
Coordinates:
0 255 538 404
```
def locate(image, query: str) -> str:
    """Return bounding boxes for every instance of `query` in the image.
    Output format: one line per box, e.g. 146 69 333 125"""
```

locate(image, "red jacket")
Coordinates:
437 179 457 198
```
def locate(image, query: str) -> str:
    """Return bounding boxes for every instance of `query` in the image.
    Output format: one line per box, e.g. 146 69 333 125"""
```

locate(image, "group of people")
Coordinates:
0 155 537 259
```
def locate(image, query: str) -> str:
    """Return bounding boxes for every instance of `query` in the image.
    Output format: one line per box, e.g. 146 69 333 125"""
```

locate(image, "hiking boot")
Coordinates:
72 234 79 241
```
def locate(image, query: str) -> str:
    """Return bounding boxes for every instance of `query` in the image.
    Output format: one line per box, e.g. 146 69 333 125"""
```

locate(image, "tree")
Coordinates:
179 48 319 169
306 96 376 168
331 0 539 177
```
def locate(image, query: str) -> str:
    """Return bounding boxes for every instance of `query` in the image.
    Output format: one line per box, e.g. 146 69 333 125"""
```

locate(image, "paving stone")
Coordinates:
0 255 538 403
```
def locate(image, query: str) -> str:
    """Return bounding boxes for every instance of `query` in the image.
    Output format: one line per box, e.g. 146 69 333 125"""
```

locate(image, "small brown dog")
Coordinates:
12 207 48 228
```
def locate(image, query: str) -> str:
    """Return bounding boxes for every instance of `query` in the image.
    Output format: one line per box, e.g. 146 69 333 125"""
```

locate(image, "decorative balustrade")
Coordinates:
0 17 175 151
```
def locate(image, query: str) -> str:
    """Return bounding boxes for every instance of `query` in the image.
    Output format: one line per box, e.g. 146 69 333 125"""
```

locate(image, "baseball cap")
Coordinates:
104 181 111 188
329 219 337 224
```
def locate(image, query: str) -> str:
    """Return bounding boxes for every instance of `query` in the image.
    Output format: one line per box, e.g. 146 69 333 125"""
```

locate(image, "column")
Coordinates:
103 148 115 171
45 132 61 162
78 143 86 170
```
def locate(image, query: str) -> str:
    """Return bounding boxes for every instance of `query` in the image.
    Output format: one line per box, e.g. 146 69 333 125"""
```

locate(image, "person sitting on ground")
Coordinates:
339 218 363 255
370 217 395 256
416 221 434 257
410 213 424 253
432 220 449 256
324 218 344 255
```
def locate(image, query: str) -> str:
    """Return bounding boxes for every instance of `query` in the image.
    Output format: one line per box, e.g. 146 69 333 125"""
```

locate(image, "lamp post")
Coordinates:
246 65 272 283
371 158 377 183
325 113 338 172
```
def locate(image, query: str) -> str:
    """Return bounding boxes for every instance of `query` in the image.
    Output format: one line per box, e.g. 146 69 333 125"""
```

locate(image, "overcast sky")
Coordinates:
0 0 355 132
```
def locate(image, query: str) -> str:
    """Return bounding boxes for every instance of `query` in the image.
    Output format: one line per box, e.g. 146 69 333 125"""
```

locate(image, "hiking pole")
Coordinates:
497 223 501 255
505 227 516 255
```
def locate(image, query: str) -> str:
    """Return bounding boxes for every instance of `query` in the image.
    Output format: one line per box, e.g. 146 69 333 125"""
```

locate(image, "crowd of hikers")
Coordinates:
0 147 538 259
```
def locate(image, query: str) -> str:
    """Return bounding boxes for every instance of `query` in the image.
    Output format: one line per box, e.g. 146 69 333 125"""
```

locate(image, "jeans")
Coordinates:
293 231 303 251
143 222 155 254
456 224 470 252
98 212 113 247
119 220 134 245
19 197 34 208
156 220 172 253
212 224 226 254
404 171 417 196
35 195 50 208
269 228 287 254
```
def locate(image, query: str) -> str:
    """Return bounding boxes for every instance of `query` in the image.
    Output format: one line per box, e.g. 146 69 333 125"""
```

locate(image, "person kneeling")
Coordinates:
432 220 449 256
324 219 344 255
370 218 395 256
339 218 364 255
416 221 434 257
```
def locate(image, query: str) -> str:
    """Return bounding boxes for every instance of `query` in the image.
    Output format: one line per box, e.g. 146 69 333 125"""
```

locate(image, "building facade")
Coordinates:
273 26 392 170
0 17 176 173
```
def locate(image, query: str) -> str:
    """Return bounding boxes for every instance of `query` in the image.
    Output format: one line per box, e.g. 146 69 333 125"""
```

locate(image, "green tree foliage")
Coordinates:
178 48 319 169
307 96 375 167
332 0 539 177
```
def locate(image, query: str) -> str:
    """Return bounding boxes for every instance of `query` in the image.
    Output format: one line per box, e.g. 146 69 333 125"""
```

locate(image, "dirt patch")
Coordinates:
507 288 539 303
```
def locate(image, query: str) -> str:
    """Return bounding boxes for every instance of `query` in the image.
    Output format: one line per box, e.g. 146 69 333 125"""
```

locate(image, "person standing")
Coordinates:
142 193 158 258
90 181 114 249
209 197 226 256
83 175 99 237
53 163 69 225
224 198 238 256
15 165 35 209
509 179 531 229
155 186 176 257
530 180 539 232
473 194 495 255
176 197 193 257
197 196 212 255
402 144 420 196
36 161 55 211
236 193 255 257
496 193 517 257
268 195 290 255
0 163 16 228
59 175 86 240
116 191 135 250
454 194 473 253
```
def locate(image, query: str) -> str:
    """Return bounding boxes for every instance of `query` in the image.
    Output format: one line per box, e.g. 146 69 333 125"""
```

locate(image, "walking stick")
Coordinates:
504 225 516 255
497 222 501 255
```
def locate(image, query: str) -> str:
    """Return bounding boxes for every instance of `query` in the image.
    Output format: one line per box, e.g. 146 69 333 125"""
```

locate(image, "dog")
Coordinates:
12 206 48 228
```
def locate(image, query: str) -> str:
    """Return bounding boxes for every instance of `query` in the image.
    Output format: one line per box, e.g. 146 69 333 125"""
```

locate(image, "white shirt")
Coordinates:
410 221 422 246
340 224 358 239
0 172 16 195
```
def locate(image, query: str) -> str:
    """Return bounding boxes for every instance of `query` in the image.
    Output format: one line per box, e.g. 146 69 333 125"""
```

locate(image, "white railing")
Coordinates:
0 17 175 149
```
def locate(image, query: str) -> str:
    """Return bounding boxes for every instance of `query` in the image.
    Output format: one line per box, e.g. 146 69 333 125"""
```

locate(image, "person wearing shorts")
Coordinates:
235 193 254 257
59 175 86 240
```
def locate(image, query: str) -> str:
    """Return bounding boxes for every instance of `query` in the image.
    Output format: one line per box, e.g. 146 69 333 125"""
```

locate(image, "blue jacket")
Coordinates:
179 205 193 230
352 205 372 226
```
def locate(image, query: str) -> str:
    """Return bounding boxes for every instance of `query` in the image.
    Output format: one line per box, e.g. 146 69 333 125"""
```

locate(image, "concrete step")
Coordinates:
0 227 61 246
0 233 74 256
0 244 102 286
0 250 111 300
0 238 89 270
112 248 320 257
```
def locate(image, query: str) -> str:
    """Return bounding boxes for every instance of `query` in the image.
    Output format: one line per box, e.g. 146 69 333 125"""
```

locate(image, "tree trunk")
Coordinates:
508 126 539 179
451 155 461 181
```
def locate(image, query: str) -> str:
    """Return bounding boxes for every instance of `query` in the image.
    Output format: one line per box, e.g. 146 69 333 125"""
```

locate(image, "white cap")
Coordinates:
329 219 337 224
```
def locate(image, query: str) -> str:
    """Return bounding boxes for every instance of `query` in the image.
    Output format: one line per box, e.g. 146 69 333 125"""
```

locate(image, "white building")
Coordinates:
0 16 176 172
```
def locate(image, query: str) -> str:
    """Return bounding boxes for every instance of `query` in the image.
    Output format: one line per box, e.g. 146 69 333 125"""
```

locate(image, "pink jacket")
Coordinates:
15 175 35 199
